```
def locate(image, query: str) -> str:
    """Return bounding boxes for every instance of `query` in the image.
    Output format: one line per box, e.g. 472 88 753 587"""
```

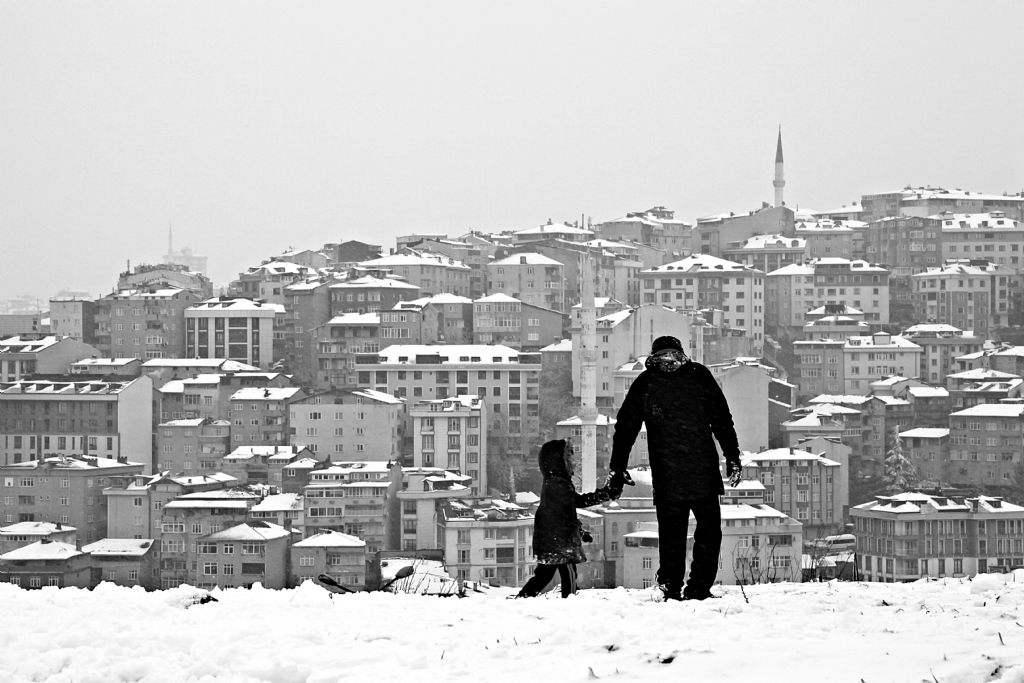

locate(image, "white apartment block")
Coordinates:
288 388 403 461
302 461 402 555
639 254 765 343
354 345 540 446
396 468 473 551
843 332 922 395
938 212 1024 272
409 396 488 496
185 298 283 370
911 261 1019 338
358 253 472 298
738 447 847 532
766 259 889 339
486 253 568 312
853 492 1024 582
439 497 535 588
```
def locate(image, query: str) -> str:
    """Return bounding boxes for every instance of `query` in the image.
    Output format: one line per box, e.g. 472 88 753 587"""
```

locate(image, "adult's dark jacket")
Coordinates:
610 357 740 502
533 439 615 565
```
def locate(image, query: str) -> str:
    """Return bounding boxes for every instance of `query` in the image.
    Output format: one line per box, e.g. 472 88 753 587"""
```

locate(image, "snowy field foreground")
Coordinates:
4 575 1024 683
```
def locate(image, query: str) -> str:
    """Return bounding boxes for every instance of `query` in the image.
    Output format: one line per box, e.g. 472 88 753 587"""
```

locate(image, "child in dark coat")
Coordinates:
516 439 620 598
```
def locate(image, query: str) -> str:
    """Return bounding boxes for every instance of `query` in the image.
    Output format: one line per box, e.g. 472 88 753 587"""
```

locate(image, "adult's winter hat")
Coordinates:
651 336 683 354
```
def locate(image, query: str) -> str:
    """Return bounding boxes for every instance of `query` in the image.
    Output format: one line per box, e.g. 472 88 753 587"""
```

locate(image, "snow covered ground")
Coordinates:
3 573 1024 683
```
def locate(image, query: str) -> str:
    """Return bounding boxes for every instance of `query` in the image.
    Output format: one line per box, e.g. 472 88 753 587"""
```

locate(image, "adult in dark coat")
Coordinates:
516 439 615 598
607 335 742 600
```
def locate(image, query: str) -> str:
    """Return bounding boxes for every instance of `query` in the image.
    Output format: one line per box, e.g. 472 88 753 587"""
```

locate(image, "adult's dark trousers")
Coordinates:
517 563 578 598
655 495 722 592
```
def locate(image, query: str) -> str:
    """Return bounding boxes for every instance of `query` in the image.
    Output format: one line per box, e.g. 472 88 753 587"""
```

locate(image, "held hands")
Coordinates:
605 470 636 499
726 460 742 488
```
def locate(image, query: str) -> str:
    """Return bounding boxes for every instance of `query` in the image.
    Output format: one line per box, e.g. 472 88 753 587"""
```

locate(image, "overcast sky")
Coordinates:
2 1 1023 301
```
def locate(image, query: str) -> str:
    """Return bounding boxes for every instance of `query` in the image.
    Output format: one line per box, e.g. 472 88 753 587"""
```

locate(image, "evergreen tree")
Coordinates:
883 425 918 495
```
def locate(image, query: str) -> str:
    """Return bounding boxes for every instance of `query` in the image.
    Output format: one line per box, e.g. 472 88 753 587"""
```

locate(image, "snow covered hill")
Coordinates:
3 574 1024 683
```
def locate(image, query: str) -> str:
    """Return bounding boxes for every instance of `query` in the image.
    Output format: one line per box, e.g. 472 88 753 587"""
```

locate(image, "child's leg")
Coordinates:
517 565 557 598
557 563 578 598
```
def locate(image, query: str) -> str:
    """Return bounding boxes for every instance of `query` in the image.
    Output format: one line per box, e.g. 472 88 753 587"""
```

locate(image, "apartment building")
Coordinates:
860 187 1024 224
302 461 402 555
0 541 92 589
184 297 282 370
438 497 535 588
795 220 855 260
158 372 292 422
353 345 540 443
408 396 488 495
555 414 620 477
141 358 259 388
486 253 567 312
721 234 805 274
358 253 472 298
281 277 336 385
0 376 152 470
513 240 643 309
852 492 1024 581
939 212 1024 274
395 468 473 552
292 530 366 588
0 520 77 554
766 259 889 340
48 298 97 344
472 294 565 351
228 386 305 446
0 336 99 382
314 312 380 390
594 207 691 254
0 455 144 543
912 260 1020 337
249 492 304 535
694 205 796 258
289 388 404 461
94 287 202 359
156 418 231 474
219 445 315 487
83 538 159 590
903 324 983 385
400 239 492 299
639 254 765 343
947 404 1024 492
899 428 949 484
104 471 237 540
329 275 421 316
843 332 922 395
70 358 143 378
511 220 594 245
117 263 213 298
192 521 294 589
738 447 847 534
159 488 263 588
229 261 318 304
385 299 443 345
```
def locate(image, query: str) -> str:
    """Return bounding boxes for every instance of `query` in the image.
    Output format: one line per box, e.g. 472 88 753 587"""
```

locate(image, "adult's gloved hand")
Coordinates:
606 470 635 496
726 460 742 488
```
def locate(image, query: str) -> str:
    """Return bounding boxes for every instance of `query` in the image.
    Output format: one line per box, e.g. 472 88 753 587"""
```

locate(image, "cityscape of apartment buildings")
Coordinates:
4 134 1024 595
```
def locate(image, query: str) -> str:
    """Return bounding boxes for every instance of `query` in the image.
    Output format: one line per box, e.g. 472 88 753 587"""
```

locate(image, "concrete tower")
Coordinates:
773 127 785 207
577 247 598 493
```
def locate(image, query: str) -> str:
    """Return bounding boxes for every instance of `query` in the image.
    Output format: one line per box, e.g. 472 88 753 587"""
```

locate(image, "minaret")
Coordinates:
578 247 598 493
773 127 785 207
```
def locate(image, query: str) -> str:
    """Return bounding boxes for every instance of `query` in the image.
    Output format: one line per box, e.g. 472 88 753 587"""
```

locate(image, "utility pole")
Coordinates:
578 241 598 492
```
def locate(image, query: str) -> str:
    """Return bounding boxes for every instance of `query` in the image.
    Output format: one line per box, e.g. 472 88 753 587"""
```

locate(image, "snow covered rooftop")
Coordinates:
230 387 303 401
643 254 762 275
511 222 594 237
1 540 82 561
951 404 1024 418
204 522 292 542
329 276 420 290
375 344 521 364
489 252 564 266
189 298 284 313
0 521 76 536
83 539 155 557
556 414 617 426
540 339 572 353
359 253 470 270
327 312 380 326
906 387 949 398
292 531 365 549
899 428 949 439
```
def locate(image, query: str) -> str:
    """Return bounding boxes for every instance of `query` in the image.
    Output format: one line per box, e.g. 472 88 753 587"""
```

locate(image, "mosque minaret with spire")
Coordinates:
773 127 785 207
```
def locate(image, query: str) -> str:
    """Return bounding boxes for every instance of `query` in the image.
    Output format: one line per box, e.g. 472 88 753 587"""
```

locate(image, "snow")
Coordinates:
4 576 1024 682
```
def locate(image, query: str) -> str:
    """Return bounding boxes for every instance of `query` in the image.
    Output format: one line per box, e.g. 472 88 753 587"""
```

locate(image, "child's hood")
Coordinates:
539 439 571 479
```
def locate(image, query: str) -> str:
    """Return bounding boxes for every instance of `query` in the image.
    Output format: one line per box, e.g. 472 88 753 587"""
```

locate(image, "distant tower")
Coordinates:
773 127 785 207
